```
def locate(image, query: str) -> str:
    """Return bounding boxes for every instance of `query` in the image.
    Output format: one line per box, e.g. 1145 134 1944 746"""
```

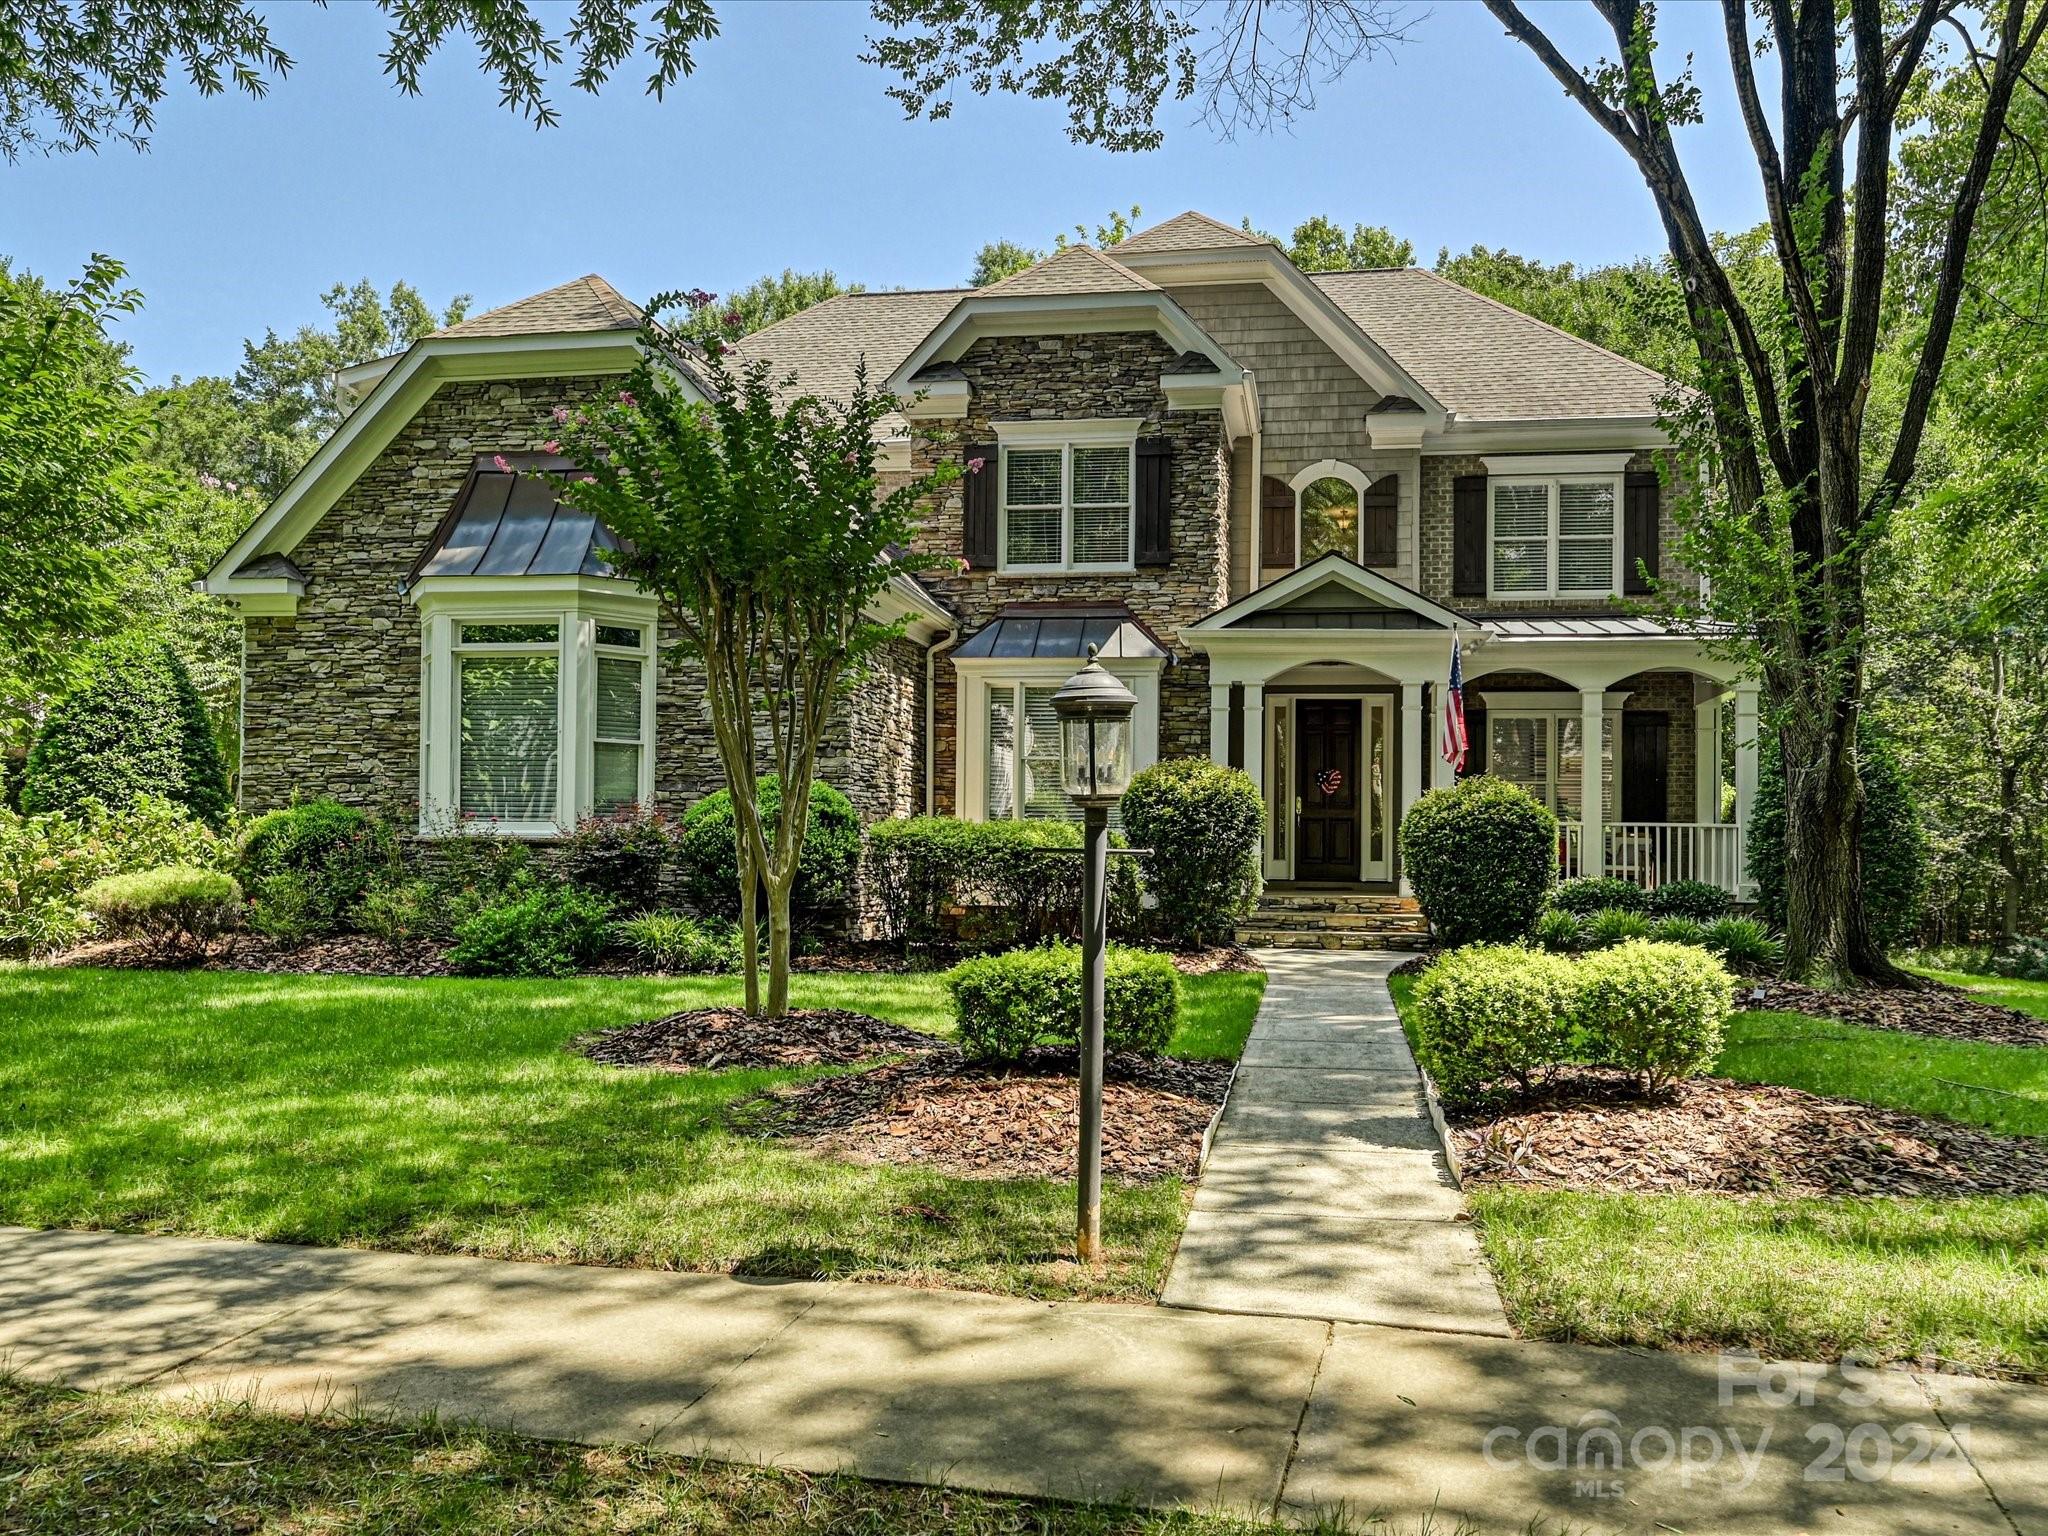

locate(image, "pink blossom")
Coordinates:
617 390 637 407
551 405 571 424
541 440 561 455
197 472 220 490
966 456 986 474
722 310 742 331
492 454 513 474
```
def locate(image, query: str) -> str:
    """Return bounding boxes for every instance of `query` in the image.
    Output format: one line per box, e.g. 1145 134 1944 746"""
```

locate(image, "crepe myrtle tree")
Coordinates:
551 296 957 1018
864 0 2048 987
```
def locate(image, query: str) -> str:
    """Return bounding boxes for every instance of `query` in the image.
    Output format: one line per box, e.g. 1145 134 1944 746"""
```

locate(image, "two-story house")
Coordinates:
204 211 1759 930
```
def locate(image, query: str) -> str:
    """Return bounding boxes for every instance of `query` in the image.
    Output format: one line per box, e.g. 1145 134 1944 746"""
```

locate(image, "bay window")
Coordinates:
997 421 1137 573
957 661 1161 823
1488 473 1622 598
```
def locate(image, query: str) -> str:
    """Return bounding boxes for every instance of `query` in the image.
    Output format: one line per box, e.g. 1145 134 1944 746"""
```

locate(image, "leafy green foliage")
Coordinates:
1647 915 1711 947
864 815 1141 953
675 778 858 925
353 837 536 946
1283 215 1413 271
1575 940 1733 1095
237 800 396 938
1702 915 1785 975
1748 724 1928 951
79 863 241 959
1580 907 1652 949
1411 944 1579 1104
21 634 231 828
1550 876 1649 916
946 942 1180 1061
1400 776 1558 946
965 206 1143 285
673 270 860 349
562 809 673 913
1119 758 1262 948
447 884 614 977
0 795 227 956
612 910 741 974
1533 906 1584 953
1646 879 1730 921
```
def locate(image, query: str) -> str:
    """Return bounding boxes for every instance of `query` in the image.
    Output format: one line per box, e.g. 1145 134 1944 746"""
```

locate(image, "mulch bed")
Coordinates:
1452 1069 2048 1198
1389 953 1438 979
1169 946 1263 975
573 1007 936 1073
1742 978 2048 1049
54 933 455 978
732 1046 1234 1182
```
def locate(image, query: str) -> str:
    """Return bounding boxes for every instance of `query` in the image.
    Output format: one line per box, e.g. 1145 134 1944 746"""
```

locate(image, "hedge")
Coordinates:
1400 776 1558 945
676 777 859 927
79 864 243 959
1575 939 1732 1094
865 815 1141 953
238 800 396 938
1411 943 1579 1102
448 884 615 977
1119 758 1263 948
946 942 1180 1061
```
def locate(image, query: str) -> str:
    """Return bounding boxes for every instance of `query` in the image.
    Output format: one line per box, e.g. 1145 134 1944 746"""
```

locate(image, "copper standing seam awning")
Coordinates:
951 602 1172 662
407 454 624 587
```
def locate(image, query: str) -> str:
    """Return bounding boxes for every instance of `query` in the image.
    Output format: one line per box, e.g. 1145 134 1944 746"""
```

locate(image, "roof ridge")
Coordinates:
1398 266 1671 387
733 286 970 350
1120 210 1269 253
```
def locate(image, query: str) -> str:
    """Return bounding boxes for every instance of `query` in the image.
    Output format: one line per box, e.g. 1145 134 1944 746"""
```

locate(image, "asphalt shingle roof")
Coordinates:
435 275 642 339
980 243 1160 296
1117 211 1270 255
1310 268 1669 422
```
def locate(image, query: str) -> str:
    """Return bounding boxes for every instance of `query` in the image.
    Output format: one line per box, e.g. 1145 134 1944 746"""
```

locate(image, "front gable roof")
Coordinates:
1117 211 1270 255
437 275 642 338
1190 552 1474 633
980 243 1160 296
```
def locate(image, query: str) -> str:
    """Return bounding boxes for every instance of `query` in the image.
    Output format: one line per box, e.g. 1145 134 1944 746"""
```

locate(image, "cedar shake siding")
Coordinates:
907 331 1230 812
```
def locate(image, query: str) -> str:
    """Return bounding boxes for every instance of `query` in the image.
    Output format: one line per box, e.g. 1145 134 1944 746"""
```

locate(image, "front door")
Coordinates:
1295 699 1363 882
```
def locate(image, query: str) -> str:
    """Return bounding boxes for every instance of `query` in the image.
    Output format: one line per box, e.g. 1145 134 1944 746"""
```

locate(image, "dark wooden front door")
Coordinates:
1295 699 1363 882
1621 712 1671 823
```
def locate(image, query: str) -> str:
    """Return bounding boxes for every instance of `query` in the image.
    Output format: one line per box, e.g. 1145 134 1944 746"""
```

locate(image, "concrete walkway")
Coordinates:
1163 948 1509 1334
1 1225 2041 1534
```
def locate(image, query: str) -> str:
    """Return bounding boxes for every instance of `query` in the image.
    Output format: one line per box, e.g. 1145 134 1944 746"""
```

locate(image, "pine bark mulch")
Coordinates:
1743 978 2048 1049
732 1047 1234 1183
1453 1069 2048 1198
573 1008 937 1073
54 933 454 977
1168 946 1264 975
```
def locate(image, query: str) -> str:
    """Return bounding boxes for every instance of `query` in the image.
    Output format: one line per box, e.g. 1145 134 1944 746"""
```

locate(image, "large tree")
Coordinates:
867 0 2048 985
1 0 720 157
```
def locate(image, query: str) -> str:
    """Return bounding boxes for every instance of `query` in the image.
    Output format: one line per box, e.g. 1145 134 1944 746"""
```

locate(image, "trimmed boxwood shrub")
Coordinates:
21 635 232 828
1646 879 1730 921
238 800 396 938
1747 723 1927 950
865 815 1142 953
1575 939 1732 1093
80 864 243 959
677 777 859 926
946 942 1181 1061
1410 944 1579 1104
448 884 614 977
1400 776 1558 946
1550 876 1649 916
1119 758 1263 948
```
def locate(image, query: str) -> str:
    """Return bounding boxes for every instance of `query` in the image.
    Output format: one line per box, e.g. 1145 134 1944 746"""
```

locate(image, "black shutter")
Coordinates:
1622 712 1671 822
1624 471 1661 594
1135 437 1172 564
1453 474 1488 596
1464 705 1486 776
963 443 998 570
1259 476 1295 567
1360 473 1398 566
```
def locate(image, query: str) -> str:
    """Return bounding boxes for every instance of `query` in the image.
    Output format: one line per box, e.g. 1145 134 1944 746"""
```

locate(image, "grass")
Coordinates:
1387 963 2048 1373
0 1375 1426 1536
1908 964 2048 1023
0 964 1260 1303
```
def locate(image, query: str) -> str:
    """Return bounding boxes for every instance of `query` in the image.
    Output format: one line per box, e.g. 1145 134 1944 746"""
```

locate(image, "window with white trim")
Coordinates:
457 622 561 822
963 664 1158 826
1489 475 1621 598
1487 710 1612 821
999 436 1135 572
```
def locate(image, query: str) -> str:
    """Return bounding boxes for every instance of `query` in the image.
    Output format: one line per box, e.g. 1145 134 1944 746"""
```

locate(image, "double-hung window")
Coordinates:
1487 710 1612 822
998 426 1136 572
591 623 651 814
963 664 1160 825
1489 474 1622 598
456 623 562 825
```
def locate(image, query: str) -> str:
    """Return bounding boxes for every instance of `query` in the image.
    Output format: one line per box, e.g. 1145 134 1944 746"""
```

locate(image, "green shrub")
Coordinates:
1119 759 1263 948
1410 944 1580 1104
1646 879 1730 921
1747 723 1927 950
1550 876 1649 916
1581 907 1653 949
238 800 396 938
614 910 741 974
677 777 859 927
564 809 673 912
1533 906 1583 953
1576 940 1732 1094
0 796 228 957
21 635 232 828
946 943 1180 1061
1400 777 1558 946
865 815 1141 953
80 864 242 959
447 884 614 977
1702 915 1784 974
1647 915 1711 947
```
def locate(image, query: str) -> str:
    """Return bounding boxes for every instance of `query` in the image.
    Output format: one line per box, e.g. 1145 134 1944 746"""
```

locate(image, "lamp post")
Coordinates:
1051 647 1139 1265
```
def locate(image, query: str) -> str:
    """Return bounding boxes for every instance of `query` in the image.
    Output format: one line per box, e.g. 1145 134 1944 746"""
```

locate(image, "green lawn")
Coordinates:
1387 965 2048 1373
0 964 1261 1303
1909 964 2048 1023
0 1376 1340 1536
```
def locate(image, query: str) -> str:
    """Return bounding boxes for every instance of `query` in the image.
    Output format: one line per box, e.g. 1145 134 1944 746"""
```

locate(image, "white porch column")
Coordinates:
1242 683 1265 803
1694 692 1724 824
1580 687 1607 880
1208 682 1232 769
1399 682 1425 893
1733 683 1761 891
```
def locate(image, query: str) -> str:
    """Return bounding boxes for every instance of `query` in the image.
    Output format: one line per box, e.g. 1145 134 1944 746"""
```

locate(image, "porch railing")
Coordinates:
1559 821 1747 896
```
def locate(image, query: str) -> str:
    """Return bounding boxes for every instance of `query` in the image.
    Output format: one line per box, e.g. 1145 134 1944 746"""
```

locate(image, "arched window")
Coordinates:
1299 475 1360 563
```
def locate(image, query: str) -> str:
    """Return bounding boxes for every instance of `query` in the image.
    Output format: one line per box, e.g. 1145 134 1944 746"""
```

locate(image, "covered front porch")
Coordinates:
1187 555 1759 898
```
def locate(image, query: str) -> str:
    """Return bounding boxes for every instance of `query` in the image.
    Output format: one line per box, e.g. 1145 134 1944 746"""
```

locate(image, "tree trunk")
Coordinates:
735 827 762 1016
1778 703 1904 987
764 872 794 1020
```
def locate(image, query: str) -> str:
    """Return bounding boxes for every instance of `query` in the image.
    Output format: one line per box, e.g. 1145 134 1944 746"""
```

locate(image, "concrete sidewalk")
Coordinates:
1163 948 1508 1334
2 1225 2039 1533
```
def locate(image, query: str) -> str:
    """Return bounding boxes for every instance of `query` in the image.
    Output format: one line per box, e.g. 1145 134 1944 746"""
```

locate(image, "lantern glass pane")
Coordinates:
1063 715 1132 800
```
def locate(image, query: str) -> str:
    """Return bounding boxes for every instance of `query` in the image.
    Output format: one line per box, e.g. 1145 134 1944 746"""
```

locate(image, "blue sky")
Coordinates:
2 1 1769 386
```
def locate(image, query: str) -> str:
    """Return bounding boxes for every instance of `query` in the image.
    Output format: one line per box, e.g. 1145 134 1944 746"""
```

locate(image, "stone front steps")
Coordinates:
1235 890 1435 952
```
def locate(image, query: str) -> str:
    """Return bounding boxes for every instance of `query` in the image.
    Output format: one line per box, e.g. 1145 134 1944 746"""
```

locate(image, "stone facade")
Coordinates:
906 331 1230 812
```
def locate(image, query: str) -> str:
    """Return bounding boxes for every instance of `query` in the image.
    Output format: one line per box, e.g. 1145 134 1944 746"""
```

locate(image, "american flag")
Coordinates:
1442 636 1469 773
